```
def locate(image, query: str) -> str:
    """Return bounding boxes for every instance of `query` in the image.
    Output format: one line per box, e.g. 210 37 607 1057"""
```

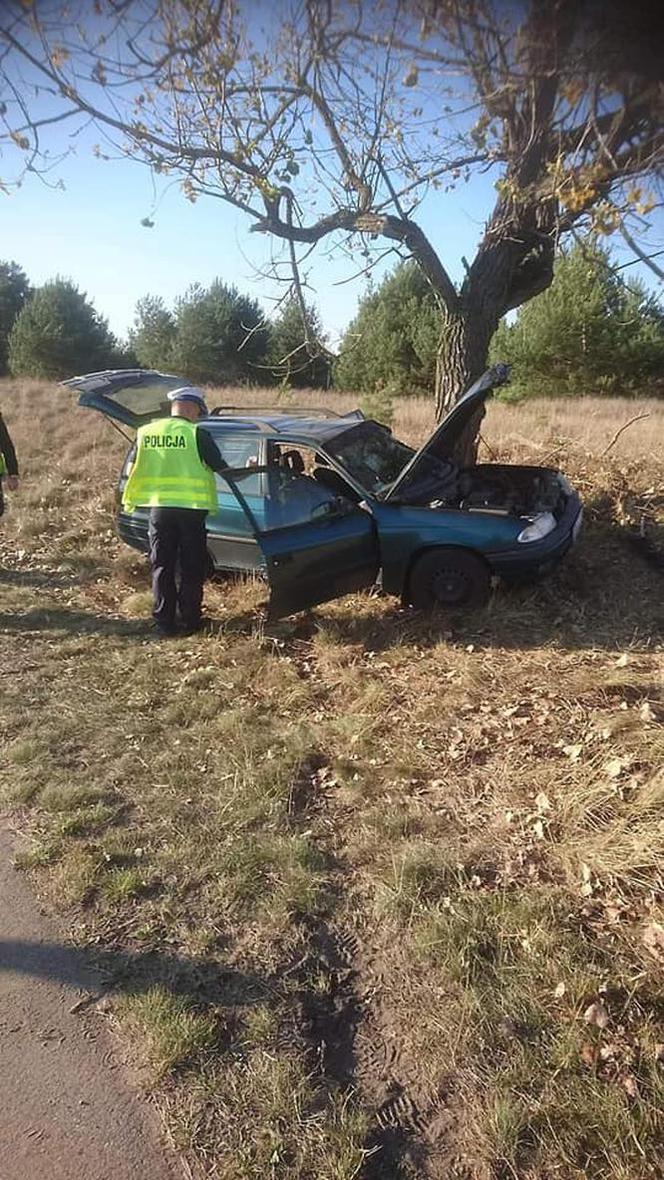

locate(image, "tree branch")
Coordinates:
619 221 664 281
502 241 556 311
251 207 459 311
0 25 261 176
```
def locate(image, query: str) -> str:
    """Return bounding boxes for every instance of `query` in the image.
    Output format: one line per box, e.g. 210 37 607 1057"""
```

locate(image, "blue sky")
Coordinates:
3 120 662 349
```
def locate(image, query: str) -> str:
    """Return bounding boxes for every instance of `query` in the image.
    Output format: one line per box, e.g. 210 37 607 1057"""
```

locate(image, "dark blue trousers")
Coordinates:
148 507 208 628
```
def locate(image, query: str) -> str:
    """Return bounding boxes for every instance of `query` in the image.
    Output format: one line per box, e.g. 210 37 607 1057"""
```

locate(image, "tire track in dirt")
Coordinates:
284 755 464 1179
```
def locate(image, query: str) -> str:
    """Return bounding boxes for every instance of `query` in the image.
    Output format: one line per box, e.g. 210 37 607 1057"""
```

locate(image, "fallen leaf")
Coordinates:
584 1001 609 1029
605 757 626 780
579 1042 596 1066
563 743 583 761
615 653 629 667
554 981 566 998
642 921 664 964
535 791 551 814
603 904 622 923
622 1074 639 1098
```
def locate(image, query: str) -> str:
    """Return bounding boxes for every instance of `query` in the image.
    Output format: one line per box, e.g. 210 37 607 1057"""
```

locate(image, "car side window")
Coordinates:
266 469 342 529
212 434 261 470
225 461 356 534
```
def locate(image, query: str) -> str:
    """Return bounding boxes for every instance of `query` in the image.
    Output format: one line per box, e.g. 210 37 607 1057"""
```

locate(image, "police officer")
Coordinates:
123 387 228 636
0 408 19 519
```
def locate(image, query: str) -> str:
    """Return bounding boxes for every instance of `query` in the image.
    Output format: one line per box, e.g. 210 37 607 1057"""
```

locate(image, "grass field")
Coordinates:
1 378 663 1179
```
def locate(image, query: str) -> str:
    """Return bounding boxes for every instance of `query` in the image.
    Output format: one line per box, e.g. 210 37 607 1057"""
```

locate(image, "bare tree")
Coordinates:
1 0 662 458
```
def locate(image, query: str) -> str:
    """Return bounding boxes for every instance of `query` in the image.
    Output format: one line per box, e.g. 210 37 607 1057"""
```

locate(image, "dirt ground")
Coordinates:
0 826 184 1180
1 380 663 1179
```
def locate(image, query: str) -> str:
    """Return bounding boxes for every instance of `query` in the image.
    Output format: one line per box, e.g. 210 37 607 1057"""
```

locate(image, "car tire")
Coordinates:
408 548 491 611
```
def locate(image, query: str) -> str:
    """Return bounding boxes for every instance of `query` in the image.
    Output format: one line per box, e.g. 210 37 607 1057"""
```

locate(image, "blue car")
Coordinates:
65 365 582 619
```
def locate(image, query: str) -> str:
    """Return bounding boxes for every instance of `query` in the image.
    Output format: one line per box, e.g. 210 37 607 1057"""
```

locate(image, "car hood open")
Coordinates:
383 363 511 501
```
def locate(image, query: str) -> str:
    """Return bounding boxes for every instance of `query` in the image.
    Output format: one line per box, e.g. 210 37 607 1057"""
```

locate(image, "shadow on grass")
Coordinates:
0 608 258 638
0 566 84 590
0 608 149 636
0 937 273 1012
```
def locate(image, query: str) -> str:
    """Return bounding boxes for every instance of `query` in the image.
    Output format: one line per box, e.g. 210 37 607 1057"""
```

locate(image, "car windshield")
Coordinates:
325 420 460 501
325 422 415 494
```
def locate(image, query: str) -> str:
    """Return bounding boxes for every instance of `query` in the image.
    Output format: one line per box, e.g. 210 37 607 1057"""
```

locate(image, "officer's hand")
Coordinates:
6 476 19 492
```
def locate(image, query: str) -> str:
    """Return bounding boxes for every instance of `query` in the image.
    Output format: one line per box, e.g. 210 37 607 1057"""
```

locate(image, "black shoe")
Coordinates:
180 617 214 636
179 620 202 636
152 621 178 637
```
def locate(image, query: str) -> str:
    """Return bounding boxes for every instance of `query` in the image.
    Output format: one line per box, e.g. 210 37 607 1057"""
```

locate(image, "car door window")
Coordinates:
205 434 264 535
221 466 354 534
263 442 357 528
211 434 261 469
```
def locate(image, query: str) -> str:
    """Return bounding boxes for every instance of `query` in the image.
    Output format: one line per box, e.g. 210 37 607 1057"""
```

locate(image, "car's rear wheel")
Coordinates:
408 548 490 611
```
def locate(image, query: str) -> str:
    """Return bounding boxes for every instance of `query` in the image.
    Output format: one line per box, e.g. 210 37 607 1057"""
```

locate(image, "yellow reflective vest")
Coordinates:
0 453 6 476
122 417 218 512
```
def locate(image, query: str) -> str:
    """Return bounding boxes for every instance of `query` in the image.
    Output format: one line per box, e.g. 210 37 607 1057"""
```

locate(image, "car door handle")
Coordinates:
270 554 293 567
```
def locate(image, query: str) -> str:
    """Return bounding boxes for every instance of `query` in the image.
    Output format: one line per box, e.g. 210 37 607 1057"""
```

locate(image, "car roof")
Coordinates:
201 412 364 444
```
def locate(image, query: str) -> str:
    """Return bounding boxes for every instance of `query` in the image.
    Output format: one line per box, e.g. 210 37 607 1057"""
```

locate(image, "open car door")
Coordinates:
62 369 189 428
222 468 380 618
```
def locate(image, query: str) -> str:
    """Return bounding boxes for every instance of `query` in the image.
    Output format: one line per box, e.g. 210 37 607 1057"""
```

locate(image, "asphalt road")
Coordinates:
0 827 184 1180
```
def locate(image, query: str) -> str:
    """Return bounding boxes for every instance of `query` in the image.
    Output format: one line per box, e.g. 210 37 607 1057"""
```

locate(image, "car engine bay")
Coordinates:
427 464 566 518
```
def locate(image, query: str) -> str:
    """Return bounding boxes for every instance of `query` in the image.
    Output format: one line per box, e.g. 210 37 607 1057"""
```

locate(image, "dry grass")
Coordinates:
1 376 663 1180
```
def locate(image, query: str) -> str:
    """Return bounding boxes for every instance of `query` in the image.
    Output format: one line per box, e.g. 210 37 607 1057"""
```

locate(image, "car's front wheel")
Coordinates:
408 548 491 611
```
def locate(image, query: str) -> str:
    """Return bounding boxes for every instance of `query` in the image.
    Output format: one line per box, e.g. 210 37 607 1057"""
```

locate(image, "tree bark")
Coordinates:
432 189 558 464
434 308 495 464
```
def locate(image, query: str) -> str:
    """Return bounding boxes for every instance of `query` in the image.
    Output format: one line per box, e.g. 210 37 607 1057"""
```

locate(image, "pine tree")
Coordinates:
169 281 269 384
130 295 177 370
8 278 117 379
490 243 664 397
267 298 330 388
336 262 440 395
0 261 31 374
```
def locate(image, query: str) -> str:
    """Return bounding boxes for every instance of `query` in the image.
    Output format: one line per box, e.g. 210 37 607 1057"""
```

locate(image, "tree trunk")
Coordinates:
434 308 494 464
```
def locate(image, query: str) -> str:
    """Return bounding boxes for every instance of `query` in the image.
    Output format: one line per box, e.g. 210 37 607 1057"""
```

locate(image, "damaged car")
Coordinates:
64 364 582 619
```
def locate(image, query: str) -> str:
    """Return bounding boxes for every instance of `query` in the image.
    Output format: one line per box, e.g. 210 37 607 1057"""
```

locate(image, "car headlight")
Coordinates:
517 512 557 543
